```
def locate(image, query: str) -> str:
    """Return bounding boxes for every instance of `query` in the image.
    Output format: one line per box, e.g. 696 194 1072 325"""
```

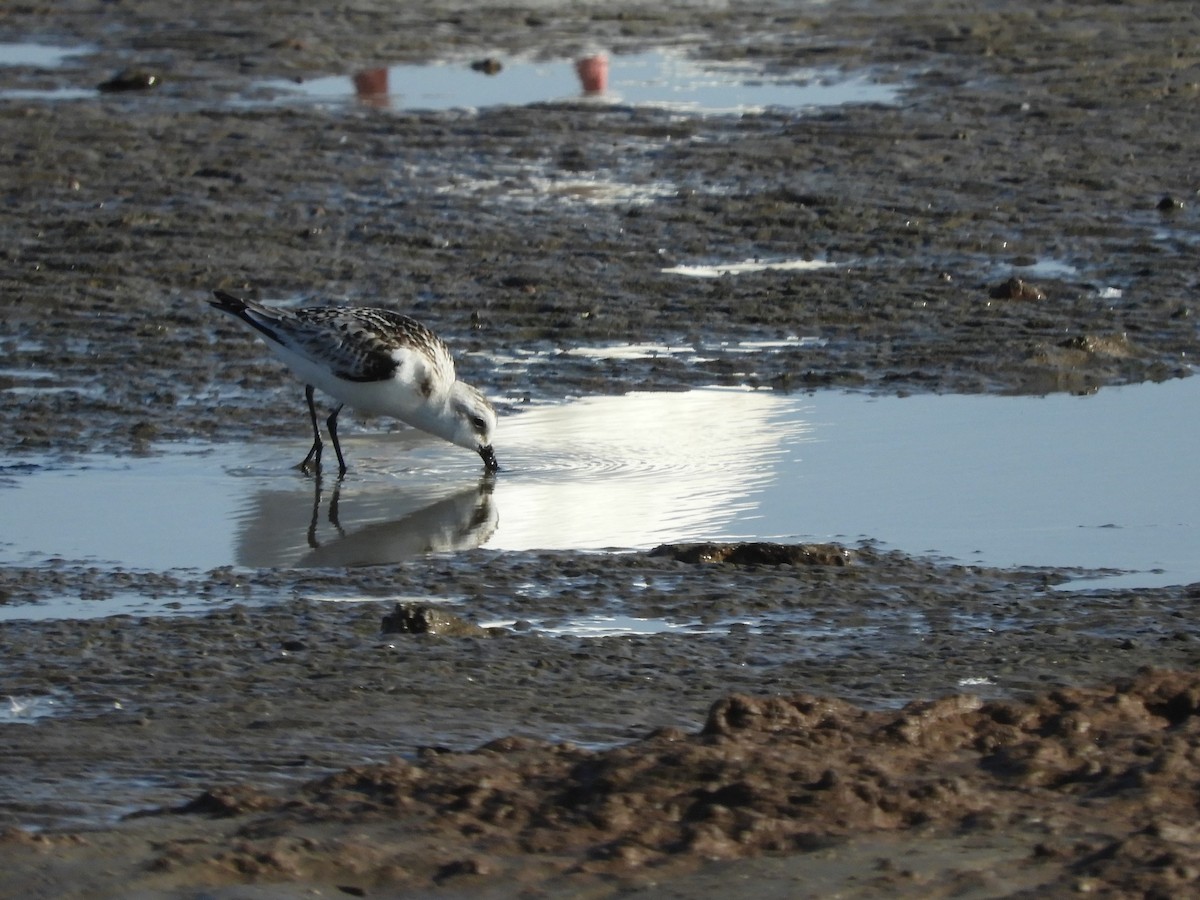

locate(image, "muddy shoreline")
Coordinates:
4 0 1199 457
3 0 1200 896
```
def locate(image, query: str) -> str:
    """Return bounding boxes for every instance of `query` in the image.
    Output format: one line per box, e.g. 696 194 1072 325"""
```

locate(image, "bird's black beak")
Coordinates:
479 445 499 472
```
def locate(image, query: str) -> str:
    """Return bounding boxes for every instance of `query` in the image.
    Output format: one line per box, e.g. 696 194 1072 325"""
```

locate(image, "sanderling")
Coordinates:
209 290 498 476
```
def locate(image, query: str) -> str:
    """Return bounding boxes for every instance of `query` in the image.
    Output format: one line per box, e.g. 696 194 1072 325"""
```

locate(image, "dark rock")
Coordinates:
989 277 1046 301
98 70 162 93
381 603 489 637
649 542 853 566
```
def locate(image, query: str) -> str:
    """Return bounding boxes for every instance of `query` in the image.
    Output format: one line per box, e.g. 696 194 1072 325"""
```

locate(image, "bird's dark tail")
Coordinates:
209 290 282 343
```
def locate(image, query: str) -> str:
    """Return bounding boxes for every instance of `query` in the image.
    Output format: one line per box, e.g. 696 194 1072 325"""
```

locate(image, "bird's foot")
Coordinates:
299 439 323 476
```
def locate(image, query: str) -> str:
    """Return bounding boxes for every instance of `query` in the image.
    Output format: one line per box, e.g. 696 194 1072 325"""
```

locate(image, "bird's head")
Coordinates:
448 383 499 472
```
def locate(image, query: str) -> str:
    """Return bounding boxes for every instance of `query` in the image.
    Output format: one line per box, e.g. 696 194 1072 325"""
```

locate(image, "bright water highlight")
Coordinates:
0 380 1196 588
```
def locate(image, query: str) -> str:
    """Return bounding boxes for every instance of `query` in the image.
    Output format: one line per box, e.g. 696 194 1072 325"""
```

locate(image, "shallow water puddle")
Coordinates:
662 258 836 277
554 335 824 366
255 50 898 113
0 43 897 111
0 42 98 101
0 380 1197 588
0 42 91 68
495 613 709 638
1 691 71 723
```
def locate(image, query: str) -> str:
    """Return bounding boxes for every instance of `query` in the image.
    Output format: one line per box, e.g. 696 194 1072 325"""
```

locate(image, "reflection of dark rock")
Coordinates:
650 542 854 566
98 70 162 93
469 58 503 75
1024 332 1140 389
381 603 491 637
989 276 1046 301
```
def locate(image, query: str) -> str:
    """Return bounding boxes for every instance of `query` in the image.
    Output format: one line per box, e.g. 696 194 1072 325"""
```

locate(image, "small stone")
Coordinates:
98 69 162 93
989 276 1046 301
381 603 488 637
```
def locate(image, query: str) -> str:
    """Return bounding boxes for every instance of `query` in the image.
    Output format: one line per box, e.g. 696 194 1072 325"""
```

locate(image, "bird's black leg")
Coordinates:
326 404 347 478
299 384 323 474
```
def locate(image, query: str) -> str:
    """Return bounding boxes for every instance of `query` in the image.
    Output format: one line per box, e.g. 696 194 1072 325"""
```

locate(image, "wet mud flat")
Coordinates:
3 547 1200 897
3 0 1200 456
3 0 1200 896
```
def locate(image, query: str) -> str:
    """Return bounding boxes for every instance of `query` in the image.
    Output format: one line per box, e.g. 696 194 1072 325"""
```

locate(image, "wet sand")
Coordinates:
2 0 1200 896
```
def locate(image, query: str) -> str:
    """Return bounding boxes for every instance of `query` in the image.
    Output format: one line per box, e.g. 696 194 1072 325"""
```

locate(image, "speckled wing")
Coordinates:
285 307 456 386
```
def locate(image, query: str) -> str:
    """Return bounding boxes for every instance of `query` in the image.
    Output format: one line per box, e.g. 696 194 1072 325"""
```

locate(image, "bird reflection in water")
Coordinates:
307 472 346 548
300 474 498 567
236 473 498 568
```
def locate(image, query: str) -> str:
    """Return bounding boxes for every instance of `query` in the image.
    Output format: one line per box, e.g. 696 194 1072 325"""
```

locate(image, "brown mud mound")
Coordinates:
130 668 1200 895
651 542 856 566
